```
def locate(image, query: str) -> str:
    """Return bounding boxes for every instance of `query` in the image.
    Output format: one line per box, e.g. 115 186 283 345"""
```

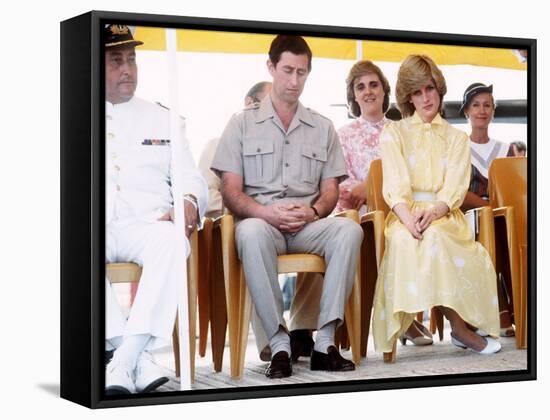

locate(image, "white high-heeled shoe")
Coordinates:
399 320 434 346
451 333 501 355
475 328 488 337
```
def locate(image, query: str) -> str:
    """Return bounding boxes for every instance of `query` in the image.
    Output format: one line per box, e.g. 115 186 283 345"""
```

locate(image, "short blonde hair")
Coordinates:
345 60 391 117
395 55 447 118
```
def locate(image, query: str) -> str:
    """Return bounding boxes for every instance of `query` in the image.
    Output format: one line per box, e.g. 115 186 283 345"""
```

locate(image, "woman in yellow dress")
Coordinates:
372 55 501 354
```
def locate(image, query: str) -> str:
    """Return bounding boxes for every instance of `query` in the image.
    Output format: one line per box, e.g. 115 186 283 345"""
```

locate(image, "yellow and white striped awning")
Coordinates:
134 27 526 70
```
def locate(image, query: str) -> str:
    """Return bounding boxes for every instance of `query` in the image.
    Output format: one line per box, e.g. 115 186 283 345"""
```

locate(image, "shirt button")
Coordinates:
256 148 261 153
114 165 120 171
116 185 121 191
312 152 317 158
112 153 118 159
285 140 290 145
285 163 290 167
107 133 115 139
106 115 112 120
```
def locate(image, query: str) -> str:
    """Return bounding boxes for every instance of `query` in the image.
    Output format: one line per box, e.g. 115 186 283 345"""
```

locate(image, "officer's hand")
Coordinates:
184 201 199 238
157 211 172 222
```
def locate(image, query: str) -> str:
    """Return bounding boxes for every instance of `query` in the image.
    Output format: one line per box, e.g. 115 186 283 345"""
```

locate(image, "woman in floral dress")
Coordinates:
335 60 390 214
336 60 432 346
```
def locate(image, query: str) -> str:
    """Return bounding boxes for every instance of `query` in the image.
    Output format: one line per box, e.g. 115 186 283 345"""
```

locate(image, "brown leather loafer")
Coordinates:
310 346 355 371
290 329 314 362
265 351 292 379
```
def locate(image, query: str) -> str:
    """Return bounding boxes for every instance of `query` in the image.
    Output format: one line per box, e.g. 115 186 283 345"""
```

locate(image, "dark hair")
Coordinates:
512 141 527 153
345 60 391 117
245 81 271 103
268 35 312 71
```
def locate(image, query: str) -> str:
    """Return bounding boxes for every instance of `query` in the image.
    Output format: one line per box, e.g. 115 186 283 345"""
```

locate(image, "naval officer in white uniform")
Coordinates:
103 24 208 395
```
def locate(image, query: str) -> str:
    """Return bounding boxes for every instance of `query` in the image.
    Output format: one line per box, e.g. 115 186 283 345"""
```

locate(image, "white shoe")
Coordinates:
135 351 169 393
105 360 136 395
451 333 501 355
475 328 489 337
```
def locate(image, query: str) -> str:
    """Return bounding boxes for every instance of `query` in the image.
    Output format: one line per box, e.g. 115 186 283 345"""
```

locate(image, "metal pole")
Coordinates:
165 28 191 391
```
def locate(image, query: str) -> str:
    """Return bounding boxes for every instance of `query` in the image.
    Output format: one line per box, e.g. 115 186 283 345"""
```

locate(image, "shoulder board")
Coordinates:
306 107 331 121
233 102 260 118
243 102 260 111
156 102 185 120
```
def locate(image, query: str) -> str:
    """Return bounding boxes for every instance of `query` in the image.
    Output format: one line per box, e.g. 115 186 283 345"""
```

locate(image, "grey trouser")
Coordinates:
236 217 363 346
251 272 323 356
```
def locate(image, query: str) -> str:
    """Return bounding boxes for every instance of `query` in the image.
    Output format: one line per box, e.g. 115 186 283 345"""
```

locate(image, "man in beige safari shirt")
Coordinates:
211 35 362 378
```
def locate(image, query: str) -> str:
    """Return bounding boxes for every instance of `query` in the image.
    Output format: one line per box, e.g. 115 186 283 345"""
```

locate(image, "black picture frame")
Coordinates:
60 10 536 409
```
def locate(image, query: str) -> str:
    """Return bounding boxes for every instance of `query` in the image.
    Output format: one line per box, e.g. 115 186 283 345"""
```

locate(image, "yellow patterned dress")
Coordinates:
372 112 500 352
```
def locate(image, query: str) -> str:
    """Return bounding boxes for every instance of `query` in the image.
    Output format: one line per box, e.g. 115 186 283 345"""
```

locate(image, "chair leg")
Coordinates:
172 319 181 377
361 221 377 359
519 245 528 349
197 222 213 358
335 322 350 350
171 270 197 382
236 279 252 379
344 253 362 365
188 269 198 383
226 266 251 379
210 227 227 372
383 340 397 363
498 209 525 349
431 307 444 341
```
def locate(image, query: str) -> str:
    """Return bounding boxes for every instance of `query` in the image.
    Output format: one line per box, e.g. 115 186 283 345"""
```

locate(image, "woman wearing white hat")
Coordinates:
460 82 515 337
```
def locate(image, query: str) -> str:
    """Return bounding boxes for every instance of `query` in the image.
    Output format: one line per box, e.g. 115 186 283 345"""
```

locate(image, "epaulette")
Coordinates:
233 102 260 118
306 107 331 121
243 102 260 111
156 102 186 120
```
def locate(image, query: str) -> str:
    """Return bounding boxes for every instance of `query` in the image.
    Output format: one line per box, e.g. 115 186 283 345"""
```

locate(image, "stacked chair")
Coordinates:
489 157 527 349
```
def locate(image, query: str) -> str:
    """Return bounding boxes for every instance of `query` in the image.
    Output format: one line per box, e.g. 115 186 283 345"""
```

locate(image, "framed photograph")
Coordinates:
60 10 536 409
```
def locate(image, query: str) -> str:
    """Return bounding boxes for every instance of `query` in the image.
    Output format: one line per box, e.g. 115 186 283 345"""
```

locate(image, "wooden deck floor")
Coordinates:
151 323 527 391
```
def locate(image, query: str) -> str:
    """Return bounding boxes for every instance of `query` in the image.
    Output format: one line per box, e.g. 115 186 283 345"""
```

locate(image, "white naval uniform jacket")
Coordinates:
106 96 207 225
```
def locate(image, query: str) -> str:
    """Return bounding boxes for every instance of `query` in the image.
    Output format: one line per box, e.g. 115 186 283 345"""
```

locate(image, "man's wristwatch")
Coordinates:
183 194 198 210
311 206 320 222
183 194 199 228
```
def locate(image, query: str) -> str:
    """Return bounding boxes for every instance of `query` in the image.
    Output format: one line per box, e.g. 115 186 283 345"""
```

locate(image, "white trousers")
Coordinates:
105 219 189 350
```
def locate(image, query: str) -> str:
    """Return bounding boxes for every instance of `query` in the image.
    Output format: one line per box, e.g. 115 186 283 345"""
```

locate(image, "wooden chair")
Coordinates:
106 228 199 381
196 217 227 372
347 159 387 359
422 157 526 350
489 157 527 349
219 211 362 379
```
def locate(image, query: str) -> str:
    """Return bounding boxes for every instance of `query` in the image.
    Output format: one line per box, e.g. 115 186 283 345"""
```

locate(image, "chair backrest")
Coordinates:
488 157 527 246
366 159 390 216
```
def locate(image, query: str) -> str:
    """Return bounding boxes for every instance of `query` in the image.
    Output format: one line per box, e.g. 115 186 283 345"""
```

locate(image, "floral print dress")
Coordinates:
335 116 388 214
